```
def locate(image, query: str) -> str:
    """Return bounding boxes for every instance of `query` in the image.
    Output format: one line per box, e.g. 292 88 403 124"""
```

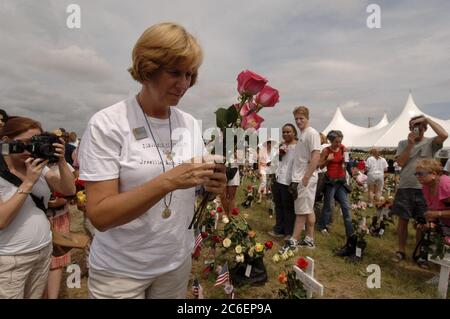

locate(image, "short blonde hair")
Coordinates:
369 148 379 157
416 159 442 175
293 106 309 119
128 22 203 86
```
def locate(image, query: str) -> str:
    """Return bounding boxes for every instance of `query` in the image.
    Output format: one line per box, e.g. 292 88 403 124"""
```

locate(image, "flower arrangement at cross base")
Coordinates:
194 203 273 287
277 257 308 299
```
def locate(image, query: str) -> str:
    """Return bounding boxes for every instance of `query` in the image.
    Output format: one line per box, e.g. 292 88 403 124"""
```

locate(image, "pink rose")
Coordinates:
241 112 264 130
239 102 258 116
237 70 268 96
255 85 279 107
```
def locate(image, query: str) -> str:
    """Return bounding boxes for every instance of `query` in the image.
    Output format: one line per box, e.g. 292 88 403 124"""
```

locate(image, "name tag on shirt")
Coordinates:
133 127 148 140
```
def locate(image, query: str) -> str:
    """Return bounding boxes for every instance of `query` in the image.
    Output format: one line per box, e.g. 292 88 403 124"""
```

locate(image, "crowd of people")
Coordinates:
1 22 450 299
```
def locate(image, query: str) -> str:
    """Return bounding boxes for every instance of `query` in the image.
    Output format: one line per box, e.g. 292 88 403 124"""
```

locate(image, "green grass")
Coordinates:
61 178 446 299
190 177 444 299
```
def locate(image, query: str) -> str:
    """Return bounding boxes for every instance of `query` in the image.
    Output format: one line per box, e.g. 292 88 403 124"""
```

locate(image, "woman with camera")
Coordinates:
78 23 226 299
0 116 76 299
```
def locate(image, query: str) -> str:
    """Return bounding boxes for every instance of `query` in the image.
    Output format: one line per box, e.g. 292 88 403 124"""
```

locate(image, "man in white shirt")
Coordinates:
280 106 321 253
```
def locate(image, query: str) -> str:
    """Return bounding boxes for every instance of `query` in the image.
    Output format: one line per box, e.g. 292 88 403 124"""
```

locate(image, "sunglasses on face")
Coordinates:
414 171 429 177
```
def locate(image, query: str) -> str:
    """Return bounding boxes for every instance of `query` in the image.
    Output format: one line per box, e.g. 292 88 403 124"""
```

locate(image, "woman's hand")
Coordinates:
23 157 49 188
164 160 215 191
204 163 226 195
53 137 66 163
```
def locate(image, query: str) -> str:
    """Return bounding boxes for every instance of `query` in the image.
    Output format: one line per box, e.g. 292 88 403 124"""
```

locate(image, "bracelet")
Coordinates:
17 188 32 195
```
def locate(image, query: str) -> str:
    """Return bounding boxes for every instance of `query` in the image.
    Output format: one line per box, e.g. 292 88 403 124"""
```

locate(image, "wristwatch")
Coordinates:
17 188 32 195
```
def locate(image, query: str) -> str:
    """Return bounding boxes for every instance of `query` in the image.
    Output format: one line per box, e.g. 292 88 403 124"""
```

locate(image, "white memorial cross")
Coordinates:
293 257 324 299
428 253 450 299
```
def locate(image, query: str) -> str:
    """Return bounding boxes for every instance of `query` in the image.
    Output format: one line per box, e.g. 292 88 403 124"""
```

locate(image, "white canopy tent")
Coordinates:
322 94 450 149
322 107 389 146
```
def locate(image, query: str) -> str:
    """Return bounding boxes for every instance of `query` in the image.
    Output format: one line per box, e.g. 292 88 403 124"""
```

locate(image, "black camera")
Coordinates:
1 133 60 163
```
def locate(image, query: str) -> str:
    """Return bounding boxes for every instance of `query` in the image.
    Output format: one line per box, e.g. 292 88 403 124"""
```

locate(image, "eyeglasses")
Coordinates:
414 171 429 177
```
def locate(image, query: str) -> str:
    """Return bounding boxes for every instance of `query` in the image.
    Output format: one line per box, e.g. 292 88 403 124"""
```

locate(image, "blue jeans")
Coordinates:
319 183 354 238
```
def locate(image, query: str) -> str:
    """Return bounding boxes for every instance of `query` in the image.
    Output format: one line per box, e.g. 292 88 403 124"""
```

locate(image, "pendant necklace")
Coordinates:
137 94 175 219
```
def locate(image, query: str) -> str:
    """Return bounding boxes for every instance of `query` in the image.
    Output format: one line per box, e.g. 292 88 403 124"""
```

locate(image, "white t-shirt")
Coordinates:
366 156 388 177
292 127 321 182
0 166 51 255
276 143 296 185
78 96 205 279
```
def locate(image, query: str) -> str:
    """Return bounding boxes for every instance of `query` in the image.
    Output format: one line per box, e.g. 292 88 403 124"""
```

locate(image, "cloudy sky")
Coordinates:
1 0 449 137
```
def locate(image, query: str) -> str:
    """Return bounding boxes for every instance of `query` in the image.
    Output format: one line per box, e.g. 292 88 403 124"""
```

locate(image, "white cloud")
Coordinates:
0 0 449 136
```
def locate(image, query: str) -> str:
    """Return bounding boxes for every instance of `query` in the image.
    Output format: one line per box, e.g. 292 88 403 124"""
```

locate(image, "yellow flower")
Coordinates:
76 191 87 203
236 254 245 263
235 245 243 254
287 250 294 257
222 216 230 224
255 243 264 253
272 254 280 263
281 252 289 260
222 238 231 248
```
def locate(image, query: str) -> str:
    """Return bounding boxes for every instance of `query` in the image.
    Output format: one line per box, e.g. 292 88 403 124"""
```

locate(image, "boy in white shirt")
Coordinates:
280 106 321 253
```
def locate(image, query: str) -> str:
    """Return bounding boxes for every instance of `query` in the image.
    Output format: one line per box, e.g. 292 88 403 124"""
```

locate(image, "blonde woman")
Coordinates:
78 23 226 299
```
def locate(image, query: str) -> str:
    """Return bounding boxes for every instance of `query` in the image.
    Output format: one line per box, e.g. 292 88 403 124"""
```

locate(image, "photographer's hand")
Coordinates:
53 138 66 163
23 158 49 190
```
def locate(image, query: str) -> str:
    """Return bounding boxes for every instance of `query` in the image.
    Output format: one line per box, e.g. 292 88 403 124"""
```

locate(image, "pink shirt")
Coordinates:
422 175 450 225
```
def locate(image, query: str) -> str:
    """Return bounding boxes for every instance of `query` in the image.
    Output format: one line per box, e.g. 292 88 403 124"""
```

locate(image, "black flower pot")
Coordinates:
230 257 268 286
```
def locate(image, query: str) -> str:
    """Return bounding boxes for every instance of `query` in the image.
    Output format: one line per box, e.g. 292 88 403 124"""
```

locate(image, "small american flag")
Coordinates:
214 262 229 287
194 229 203 251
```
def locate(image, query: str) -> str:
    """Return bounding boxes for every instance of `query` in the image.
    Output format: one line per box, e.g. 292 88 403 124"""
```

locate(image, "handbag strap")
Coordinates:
0 154 47 213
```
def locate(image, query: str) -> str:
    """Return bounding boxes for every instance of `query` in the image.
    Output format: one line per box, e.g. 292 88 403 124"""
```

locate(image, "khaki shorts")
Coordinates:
0 244 52 299
88 256 192 299
294 175 318 215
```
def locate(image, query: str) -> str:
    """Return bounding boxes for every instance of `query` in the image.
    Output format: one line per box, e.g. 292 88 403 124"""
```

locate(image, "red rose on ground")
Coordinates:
265 241 273 249
231 207 240 216
217 207 223 213
296 257 309 270
201 232 208 239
